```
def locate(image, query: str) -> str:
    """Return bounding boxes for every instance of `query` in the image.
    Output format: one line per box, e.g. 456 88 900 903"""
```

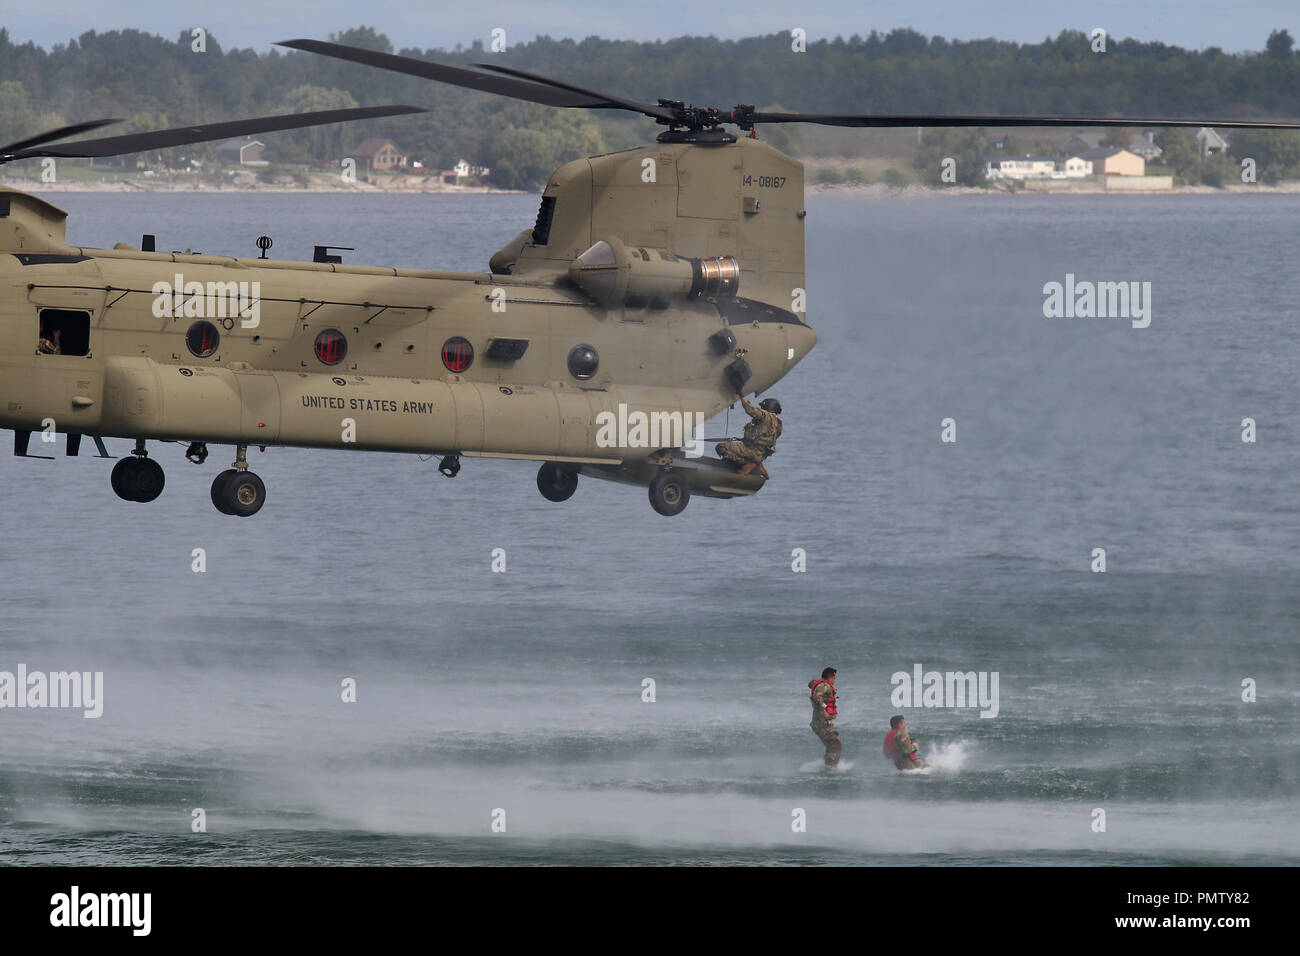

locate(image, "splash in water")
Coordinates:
800 759 855 773
911 740 969 775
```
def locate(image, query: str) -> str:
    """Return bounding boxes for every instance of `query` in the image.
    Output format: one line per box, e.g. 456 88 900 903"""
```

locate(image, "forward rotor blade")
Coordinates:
3 105 426 162
0 118 124 158
473 62 677 122
746 111 1300 129
278 38 622 111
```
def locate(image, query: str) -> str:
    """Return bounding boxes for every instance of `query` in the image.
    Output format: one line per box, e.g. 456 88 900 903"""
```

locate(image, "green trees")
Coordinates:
278 85 360 163
1228 130 1300 182
1157 129 1201 179
0 80 37 145
1266 29 1294 59
482 105 603 189
5 25 1300 185
914 127 988 185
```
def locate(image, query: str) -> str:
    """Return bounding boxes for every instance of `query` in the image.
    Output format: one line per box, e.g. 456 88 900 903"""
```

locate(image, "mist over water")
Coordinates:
1 191 1297 865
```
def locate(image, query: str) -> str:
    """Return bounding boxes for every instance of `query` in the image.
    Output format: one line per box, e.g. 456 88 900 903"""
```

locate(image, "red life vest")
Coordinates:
810 679 837 718
884 729 917 761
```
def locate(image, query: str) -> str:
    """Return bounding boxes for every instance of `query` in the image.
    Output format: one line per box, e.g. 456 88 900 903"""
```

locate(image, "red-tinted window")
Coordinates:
186 320 220 358
442 336 474 373
315 328 347 366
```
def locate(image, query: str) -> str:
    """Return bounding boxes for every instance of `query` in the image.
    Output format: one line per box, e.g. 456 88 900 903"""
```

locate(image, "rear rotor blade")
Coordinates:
473 62 677 122
278 39 621 111
3 105 426 162
0 118 124 158
746 111 1300 130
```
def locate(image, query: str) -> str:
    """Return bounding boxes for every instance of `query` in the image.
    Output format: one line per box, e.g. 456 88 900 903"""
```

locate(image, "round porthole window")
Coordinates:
186 320 220 358
567 343 599 380
315 328 347 366
442 336 474 373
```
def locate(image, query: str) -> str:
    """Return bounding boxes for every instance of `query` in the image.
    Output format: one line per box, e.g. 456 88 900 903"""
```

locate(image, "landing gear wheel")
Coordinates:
129 457 165 502
111 457 132 501
648 471 690 516
210 469 239 514
111 456 165 502
212 470 266 517
537 461 578 502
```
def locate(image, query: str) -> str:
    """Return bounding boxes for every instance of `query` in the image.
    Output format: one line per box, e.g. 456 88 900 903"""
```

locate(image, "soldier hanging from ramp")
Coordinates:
716 396 782 478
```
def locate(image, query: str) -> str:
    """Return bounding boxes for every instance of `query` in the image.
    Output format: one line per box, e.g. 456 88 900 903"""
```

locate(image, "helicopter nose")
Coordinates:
786 320 817 367
740 319 817 395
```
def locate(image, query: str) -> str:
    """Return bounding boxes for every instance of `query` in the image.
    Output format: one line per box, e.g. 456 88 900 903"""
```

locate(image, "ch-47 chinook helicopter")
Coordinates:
3 38 1299 517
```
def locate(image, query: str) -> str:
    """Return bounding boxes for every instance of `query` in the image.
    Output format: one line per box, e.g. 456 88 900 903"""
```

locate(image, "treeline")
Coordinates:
3 25 1300 187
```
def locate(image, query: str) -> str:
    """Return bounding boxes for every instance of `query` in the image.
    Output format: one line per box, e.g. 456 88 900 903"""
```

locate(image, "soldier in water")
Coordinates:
808 666 840 768
883 715 926 770
716 396 782 478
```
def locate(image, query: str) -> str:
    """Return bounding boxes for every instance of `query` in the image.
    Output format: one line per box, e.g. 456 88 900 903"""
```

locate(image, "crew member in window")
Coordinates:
38 322 61 354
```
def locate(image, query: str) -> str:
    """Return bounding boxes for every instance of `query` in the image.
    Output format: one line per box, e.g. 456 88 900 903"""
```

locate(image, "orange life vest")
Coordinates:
884 729 917 761
810 679 837 718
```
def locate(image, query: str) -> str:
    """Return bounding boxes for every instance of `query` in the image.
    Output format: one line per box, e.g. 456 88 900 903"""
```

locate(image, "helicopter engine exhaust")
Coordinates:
568 236 738 308
694 255 741 297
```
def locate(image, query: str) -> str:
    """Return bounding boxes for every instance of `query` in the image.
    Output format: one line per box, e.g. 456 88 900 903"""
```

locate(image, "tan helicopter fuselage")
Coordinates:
0 137 815 470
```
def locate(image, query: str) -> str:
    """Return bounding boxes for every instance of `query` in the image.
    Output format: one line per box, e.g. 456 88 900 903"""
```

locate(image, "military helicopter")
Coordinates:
3 38 1297 516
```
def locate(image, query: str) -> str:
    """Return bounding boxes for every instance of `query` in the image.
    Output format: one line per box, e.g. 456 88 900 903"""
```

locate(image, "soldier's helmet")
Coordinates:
759 398 782 415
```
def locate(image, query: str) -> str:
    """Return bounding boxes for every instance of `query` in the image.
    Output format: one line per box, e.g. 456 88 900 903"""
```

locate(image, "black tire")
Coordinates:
210 469 239 514
537 461 578 502
218 470 266 517
648 471 690 516
110 457 134 501
128 456 165 503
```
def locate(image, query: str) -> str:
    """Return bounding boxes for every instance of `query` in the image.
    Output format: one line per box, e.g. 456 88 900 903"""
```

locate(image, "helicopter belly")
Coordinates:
581 451 765 499
92 358 635 458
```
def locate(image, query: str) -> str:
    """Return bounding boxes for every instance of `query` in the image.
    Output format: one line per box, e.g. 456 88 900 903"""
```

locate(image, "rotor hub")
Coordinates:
655 98 759 133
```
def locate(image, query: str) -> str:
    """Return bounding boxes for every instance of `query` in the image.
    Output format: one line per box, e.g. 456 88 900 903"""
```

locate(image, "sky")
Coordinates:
0 0 1295 55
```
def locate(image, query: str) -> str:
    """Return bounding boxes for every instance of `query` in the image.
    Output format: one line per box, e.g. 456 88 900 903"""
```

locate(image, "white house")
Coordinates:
1130 130 1164 161
440 159 491 185
217 138 266 166
986 156 1059 180
1057 155 1094 177
1197 127 1229 159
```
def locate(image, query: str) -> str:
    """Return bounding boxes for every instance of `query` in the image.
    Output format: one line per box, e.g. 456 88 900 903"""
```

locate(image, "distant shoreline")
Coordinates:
7 177 1300 197
809 181 1300 197
0 177 528 195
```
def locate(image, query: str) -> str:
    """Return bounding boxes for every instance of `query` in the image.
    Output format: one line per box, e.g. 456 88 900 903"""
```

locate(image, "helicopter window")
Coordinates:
441 336 474 373
186 320 220 358
567 343 599 380
531 196 556 246
36 309 90 357
314 329 348 366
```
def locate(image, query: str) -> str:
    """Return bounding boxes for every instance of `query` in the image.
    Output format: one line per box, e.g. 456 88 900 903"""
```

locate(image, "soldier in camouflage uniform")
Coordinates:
883 715 926 770
808 666 841 768
717 396 782 478
37 323 60 354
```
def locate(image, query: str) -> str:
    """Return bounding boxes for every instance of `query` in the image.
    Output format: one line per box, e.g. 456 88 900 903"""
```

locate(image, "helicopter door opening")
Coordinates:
37 308 91 357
